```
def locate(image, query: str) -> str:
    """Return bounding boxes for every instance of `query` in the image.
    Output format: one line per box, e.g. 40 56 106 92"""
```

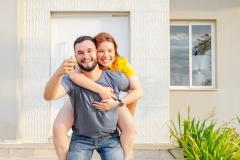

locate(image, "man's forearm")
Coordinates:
44 57 75 100
44 71 64 100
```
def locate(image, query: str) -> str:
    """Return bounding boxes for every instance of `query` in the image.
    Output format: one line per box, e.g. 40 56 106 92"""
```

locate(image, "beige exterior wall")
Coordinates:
170 0 240 125
0 0 18 141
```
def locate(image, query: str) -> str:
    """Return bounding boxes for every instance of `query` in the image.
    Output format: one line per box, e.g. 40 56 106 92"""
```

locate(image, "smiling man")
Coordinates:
44 36 129 160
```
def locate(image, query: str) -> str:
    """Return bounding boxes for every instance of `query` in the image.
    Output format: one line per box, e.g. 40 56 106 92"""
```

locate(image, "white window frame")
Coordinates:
170 21 216 90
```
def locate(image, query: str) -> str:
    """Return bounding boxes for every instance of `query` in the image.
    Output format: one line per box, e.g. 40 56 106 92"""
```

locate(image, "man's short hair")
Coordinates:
73 36 95 50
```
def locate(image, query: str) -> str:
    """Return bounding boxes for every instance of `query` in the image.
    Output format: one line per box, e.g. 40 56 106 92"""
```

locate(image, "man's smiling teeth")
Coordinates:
83 59 92 63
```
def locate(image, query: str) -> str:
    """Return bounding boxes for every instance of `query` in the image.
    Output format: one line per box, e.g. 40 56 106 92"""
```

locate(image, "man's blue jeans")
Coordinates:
67 131 124 160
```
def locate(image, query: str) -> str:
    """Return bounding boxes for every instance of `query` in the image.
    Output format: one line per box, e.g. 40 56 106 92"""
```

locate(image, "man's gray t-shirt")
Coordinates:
62 70 129 138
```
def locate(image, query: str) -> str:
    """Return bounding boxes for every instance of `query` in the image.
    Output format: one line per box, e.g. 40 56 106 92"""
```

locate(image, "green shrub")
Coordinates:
169 109 240 160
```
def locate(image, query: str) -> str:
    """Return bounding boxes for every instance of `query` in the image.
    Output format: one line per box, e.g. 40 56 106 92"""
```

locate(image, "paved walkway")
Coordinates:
0 143 181 160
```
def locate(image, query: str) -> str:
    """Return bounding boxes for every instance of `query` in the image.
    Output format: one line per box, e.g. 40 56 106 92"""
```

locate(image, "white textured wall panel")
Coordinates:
21 0 51 142
21 0 169 143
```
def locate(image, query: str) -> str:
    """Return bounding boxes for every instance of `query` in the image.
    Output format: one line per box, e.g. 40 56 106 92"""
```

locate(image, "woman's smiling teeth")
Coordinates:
100 58 112 66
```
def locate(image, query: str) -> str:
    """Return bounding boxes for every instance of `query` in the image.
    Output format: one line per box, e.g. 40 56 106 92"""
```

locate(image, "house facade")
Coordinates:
0 0 240 147
0 0 170 144
170 0 240 128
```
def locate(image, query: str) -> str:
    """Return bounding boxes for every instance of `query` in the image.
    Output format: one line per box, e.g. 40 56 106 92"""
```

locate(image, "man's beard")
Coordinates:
77 60 98 72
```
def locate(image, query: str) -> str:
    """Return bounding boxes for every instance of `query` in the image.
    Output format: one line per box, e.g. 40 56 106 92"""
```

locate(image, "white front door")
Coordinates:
50 13 130 134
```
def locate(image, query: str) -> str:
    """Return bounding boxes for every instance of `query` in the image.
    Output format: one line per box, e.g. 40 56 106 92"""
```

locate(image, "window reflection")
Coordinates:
170 26 189 86
192 25 212 86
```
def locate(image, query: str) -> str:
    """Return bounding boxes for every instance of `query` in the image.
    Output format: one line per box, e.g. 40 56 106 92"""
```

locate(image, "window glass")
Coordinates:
170 26 189 86
170 22 215 89
192 25 212 86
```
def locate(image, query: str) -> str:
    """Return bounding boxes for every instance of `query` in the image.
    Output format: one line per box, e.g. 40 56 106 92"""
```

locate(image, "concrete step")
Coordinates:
0 143 182 160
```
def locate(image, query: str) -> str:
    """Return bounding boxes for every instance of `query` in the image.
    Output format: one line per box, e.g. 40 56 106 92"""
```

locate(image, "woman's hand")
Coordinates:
98 87 117 100
93 99 118 112
68 65 117 101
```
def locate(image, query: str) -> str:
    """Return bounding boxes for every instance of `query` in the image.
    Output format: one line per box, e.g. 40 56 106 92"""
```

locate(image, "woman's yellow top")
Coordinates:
109 57 136 77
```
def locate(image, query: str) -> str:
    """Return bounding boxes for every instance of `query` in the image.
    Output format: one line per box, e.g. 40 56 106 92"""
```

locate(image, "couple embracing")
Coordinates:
44 32 143 160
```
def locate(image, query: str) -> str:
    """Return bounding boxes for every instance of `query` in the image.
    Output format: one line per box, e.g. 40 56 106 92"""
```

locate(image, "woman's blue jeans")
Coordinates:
67 131 124 160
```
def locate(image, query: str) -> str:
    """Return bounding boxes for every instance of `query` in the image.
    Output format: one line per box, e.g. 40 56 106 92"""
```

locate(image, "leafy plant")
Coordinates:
169 109 240 160
237 116 240 125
